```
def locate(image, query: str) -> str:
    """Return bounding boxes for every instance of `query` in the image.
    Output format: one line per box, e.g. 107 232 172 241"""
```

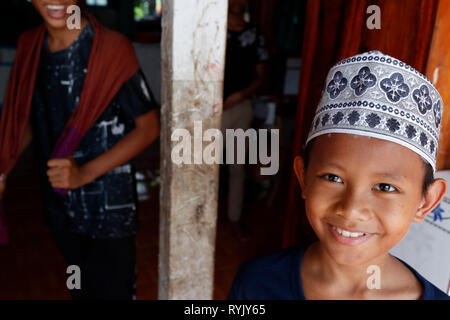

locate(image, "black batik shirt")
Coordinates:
31 22 157 239
224 24 269 99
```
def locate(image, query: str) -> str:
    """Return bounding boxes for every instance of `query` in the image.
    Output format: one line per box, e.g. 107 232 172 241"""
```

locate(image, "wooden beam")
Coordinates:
159 0 228 299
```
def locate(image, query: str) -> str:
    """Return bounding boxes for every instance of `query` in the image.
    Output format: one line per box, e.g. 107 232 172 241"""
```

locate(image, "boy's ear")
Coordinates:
414 178 447 223
293 156 307 199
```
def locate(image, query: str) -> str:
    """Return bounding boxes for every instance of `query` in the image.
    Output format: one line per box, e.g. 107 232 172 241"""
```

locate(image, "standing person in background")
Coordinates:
223 0 269 241
0 0 159 299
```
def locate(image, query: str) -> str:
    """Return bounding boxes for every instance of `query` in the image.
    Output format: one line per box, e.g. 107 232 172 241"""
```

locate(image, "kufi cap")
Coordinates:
306 51 443 171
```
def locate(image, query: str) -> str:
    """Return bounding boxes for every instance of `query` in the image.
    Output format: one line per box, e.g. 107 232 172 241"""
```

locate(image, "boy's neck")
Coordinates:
46 17 88 52
305 242 392 295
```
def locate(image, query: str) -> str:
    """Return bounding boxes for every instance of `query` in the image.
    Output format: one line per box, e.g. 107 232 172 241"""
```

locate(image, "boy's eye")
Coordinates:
374 183 397 192
322 174 343 183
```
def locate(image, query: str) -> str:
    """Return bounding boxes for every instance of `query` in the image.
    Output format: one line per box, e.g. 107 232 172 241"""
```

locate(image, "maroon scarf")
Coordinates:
0 15 140 243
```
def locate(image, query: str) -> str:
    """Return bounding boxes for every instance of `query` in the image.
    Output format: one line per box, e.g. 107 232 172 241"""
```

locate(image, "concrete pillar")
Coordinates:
159 0 228 299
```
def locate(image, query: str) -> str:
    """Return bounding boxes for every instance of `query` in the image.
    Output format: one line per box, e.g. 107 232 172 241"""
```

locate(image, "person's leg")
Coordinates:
227 163 246 222
51 231 89 300
222 99 253 223
83 235 136 300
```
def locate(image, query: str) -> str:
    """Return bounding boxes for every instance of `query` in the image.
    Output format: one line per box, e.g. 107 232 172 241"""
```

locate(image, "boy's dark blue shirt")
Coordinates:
228 245 450 300
31 22 156 239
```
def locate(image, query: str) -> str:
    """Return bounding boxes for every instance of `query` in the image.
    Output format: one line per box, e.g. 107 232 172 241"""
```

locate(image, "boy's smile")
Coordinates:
32 0 87 52
328 224 376 246
32 1 77 29
294 133 440 266
45 3 69 20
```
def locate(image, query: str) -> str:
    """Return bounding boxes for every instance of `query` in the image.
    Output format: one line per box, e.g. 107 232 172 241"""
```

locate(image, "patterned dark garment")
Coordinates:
223 24 269 99
32 22 157 239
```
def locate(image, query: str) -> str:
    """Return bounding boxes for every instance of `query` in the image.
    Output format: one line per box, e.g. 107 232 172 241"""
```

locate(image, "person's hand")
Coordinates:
224 91 246 110
47 157 90 190
0 174 6 201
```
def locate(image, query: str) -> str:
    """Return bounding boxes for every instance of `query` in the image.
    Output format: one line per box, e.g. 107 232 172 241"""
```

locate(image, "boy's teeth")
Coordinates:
47 5 65 10
336 227 365 238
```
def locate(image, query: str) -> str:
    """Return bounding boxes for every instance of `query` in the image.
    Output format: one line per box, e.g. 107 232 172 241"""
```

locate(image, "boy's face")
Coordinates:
294 133 442 266
228 0 247 15
32 0 78 30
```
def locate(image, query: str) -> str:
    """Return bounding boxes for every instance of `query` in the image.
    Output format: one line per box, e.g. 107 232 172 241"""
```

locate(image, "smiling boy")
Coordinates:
228 51 449 300
0 1 159 299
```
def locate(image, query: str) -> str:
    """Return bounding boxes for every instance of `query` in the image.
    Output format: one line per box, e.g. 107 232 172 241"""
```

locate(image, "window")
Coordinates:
86 0 108 7
134 0 162 22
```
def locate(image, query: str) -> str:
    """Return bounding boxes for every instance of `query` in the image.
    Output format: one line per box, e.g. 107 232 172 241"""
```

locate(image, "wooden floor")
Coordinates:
0 145 288 300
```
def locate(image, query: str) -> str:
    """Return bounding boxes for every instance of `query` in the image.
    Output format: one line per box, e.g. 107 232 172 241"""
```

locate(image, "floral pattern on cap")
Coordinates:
413 85 433 115
351 67 377 96
327 71 348 99
380 73 410 103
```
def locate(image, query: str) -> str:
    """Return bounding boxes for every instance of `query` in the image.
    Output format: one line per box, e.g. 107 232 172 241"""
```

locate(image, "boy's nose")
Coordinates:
335 188 371 221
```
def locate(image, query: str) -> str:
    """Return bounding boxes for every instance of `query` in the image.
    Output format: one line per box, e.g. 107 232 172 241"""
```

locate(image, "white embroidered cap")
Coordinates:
306 51 443 171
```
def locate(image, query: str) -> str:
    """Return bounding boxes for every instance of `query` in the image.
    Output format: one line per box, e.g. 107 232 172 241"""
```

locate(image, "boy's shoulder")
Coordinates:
228 246 306 300
99 25 130 45
94 24 137 63
395 257 450 300
420 278 450 300
239 246 302 273
18 25 45 46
